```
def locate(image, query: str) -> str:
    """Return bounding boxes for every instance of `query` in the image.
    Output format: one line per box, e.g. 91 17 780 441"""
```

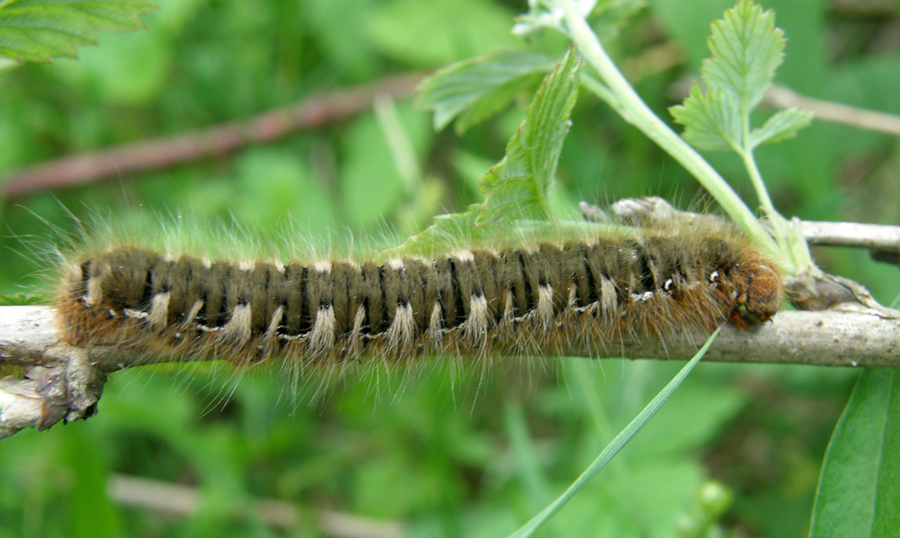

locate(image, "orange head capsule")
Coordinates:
733 253 783 327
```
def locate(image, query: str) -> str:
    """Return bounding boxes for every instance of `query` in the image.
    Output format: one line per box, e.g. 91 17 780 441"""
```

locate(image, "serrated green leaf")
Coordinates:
809 369 900 538
416 49 557 132
748 107 814 148
670 0 809 154
390 48 582 256
476 48 582 226
703 0 784 113
669 83 740 152
0 0 156 63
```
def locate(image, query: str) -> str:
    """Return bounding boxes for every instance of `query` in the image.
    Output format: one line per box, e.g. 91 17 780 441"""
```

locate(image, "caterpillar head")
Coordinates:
733 254 783 327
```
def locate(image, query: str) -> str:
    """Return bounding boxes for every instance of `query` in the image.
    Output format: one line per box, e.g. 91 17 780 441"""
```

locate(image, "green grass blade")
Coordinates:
507 327 721 538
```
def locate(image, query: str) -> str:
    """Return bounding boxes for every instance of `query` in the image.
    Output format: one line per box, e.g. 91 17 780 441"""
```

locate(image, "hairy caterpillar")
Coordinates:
53 221 783 369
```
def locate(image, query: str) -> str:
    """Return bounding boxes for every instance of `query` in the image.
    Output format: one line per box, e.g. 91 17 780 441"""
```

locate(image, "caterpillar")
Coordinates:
53 222 783 368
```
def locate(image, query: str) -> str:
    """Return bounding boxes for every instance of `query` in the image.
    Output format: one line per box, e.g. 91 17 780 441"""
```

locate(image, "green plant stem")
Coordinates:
740 148 776 216
740 147 789 246
738 147 815 272
560 0 784 265
738 112 781 228
738 108 775 215
579 73 622 114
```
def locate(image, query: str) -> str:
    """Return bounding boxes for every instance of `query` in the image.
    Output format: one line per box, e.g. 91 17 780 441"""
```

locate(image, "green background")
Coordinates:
1 1 898 537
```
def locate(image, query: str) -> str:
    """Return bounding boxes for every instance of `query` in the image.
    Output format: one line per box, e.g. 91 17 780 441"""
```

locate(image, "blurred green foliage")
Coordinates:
1 0 898 537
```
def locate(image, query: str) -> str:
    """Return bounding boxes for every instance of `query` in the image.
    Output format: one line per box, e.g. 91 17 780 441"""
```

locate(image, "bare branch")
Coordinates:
0 306 107 439
4 199 899 440
3 73 424 200
2 302 898 439
670 80 900 137
109 474 404 538
584 198 900 256
797 219 900 253
11 70 900 203
591 196 900 310
763 84 900 137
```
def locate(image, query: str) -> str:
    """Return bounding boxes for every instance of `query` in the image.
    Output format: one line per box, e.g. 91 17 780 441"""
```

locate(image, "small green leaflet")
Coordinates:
673 84 741 153
0 0 156 63
808 369 900 538
416 49 557 133
705 0 781 112
669 0 812 152
388 47 582 257
749 108 815 148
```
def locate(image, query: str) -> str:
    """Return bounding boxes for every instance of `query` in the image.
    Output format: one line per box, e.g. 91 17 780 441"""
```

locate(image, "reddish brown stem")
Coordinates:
4 73 425 200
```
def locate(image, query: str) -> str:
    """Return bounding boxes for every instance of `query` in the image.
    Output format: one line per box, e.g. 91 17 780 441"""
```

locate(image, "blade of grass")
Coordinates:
507 327 721 538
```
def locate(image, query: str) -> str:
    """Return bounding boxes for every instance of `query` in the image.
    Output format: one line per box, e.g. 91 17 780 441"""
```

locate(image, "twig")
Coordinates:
108 474 404 538
620 42 683 83
591 197 900 310
3 73 424 200
585 198 900 255
2 302 899 439
829 0 897 16
5 199 898 439
670 80 900 137
797 219 900 253
11 64 900 203
762 84 900 137
1 43 685 202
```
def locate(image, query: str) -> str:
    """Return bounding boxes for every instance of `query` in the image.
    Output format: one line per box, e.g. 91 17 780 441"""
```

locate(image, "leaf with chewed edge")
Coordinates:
0 0 156 64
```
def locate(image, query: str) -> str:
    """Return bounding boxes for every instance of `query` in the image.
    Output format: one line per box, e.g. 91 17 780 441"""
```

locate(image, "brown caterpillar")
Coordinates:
53 225 783 368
